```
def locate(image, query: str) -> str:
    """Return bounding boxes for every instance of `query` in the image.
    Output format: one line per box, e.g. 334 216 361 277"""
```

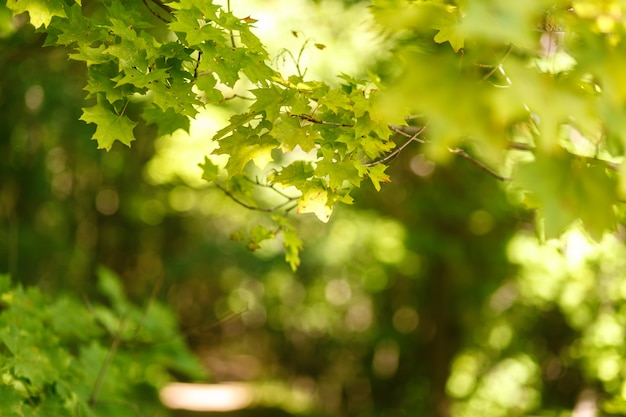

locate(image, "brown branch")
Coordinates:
365 124 428 167
292 113 354 127
215 182 297 213
508 142 534 151
150 0 174 14
193 51 202 79
448 147 510 181
142 0 172 23
227 0 236 48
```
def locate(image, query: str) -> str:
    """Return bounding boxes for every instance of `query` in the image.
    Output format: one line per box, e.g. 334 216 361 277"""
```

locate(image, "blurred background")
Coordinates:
3 1 626 417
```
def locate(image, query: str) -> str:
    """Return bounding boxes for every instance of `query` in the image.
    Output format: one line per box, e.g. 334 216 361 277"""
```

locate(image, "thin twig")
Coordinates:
183 306 250 336
132 276 163 340
89 316 126 407
480 44 513 82
243 176 300 201
508 142 534 151
388 124 427 140
83 294 116 336
449 147 510 181
364 124 428 167
194 51 203 79
215 183 296 212
142 0 171 23
292 113 354 127
150 0 173 14
222 93 255 101
227 0 236 48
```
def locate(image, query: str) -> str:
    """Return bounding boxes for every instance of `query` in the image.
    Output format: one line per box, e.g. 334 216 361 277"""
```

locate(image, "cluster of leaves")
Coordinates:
9 0 626 266
0 269 204 417
370 0 626 240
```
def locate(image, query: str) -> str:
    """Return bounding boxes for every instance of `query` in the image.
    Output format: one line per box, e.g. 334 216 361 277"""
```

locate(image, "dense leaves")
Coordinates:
0 270 204 417
9 0 626 268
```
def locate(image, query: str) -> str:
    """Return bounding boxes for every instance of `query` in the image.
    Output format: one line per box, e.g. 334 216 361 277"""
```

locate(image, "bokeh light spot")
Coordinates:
95 188 119 215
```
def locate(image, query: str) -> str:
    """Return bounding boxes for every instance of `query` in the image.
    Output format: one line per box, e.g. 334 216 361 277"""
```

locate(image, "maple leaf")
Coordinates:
282 228 303 271
6 0 66 28
315 150 362 190
273 161 315 189
366 163 391 191
80 104 137 150
271 115 319 152
143 105 190 137
297 184 333 222
434 25 464 52
515 153 618 239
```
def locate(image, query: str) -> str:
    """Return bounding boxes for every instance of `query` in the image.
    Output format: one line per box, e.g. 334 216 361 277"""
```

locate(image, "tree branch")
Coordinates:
292 113 354 127
365 124 427 166
215 182 298 213
142 0 172 23
89 316 126 407
448 147 510 181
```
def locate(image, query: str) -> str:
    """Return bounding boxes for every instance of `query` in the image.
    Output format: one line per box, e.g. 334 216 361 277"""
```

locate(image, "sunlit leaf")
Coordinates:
297 184 333 222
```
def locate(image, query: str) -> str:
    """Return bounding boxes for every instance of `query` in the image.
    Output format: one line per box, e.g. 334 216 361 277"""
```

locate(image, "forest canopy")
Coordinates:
7 0 626 264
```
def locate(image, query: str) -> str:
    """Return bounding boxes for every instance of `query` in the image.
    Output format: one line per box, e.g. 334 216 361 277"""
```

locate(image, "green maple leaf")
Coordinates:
200 156 220 182
80 103 137 150
104 42 149 71
315 150 362 190
282 228 303 271
44 4 103 47
339 131 394 160
170 9 225 46
318 88 353 114
149 79 200 118
250 85 287 123
84 63 126 104
143 105 190 136
271 115 319 152
114 67 171 89
199 43 247 87
272 161 314 188
297 183 333 223
434 24 464 52
241 53 277 85
6 0 66 28
516 153 618 239
355 112 391 141
69 44 113 66
195 72 224 103
218 131 278 177
366 163 391 191
214 112 259 140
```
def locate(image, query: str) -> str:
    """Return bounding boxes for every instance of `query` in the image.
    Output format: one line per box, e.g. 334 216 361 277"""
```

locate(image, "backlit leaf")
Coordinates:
297 184 333 222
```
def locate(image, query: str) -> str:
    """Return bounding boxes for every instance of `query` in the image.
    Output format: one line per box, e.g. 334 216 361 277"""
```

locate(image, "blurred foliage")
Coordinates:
0 269 205 417
4 1 626 417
